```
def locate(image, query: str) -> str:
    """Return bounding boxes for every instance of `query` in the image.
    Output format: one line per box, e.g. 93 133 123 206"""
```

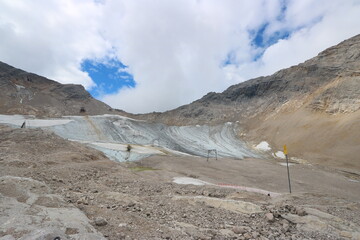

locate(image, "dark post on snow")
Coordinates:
284 145 292 193
207 149 218 162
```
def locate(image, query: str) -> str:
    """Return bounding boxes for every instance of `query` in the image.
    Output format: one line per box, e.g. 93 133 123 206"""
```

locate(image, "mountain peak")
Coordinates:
0 61 117 117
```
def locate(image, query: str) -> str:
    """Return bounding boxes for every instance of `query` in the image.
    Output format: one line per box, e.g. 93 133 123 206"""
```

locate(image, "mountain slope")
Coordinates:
0 35 359 171
139 34 360 171
0 61 123 117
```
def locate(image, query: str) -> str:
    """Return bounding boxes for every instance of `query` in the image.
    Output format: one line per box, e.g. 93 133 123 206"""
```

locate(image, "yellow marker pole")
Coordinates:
284 145 292 193
283 145 288 155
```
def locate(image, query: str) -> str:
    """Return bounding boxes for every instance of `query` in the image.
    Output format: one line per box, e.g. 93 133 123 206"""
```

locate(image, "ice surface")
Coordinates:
278 162 295 166
0 115 72 127
91 142 165 155
26 119 73 127
0 114 259 162
0 115 26 126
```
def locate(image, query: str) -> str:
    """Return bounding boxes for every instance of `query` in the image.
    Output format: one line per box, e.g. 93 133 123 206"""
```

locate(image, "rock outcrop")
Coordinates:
0 176 106 240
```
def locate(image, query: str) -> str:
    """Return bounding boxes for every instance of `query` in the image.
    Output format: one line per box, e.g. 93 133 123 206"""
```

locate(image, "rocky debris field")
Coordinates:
1 125 360 240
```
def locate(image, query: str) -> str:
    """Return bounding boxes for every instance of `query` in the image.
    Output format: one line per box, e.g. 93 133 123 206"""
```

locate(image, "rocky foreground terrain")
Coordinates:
0 33 359 240
1 126 360 240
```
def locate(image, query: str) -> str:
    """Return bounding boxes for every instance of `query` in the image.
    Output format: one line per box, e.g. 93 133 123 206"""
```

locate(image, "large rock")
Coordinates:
282 207 360 239
0 176 106 240
94 217 108 226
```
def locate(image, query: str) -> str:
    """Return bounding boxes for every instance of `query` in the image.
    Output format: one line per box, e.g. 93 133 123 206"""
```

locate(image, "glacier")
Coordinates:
0 114 259 162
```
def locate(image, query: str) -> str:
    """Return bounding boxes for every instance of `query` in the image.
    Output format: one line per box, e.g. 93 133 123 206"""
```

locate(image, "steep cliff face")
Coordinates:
139 35 360 171
0 61 124 117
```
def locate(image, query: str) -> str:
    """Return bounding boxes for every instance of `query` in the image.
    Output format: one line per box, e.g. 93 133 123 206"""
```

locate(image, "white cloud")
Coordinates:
0 0 110 89
100 0 284 112
1 0 360 113
222 0 360 84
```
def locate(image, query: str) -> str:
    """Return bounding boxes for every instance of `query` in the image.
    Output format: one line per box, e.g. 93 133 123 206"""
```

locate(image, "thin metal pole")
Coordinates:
286 154 292 193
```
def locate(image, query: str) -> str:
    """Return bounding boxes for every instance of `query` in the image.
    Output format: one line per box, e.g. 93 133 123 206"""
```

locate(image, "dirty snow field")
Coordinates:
0 114 259 161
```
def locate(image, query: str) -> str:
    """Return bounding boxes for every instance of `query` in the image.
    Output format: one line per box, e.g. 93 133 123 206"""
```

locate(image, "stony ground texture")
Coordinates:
1 126 360 240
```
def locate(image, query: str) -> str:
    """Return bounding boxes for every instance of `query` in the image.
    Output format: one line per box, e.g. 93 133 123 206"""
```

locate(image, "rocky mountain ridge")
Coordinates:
0 61 124 117
140 34 360 125
138 34 360 171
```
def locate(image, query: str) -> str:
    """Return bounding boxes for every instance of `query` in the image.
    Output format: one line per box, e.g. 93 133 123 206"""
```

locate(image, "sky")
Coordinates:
1 0 360 113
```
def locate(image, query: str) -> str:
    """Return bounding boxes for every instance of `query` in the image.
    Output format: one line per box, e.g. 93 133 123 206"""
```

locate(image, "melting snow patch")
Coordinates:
273 151 286 159
279 162 295 167
173 177 211 186
15 84 25 90
255 141 271 151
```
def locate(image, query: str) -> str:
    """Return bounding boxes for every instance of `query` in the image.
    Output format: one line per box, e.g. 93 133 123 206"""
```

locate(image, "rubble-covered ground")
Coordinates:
1 125 360 240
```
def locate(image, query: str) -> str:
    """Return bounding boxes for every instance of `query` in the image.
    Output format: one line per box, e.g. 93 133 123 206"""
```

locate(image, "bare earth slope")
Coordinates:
0 61 127 117
139 34 360 172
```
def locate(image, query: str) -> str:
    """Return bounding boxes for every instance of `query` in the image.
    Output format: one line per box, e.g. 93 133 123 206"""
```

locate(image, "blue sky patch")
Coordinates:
221 51 237 66
277 0 287 21
251 23 290 48
249 23 291 61
222 2 291 67
81 58 135 97
221 24 292 66
252 23 270 48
